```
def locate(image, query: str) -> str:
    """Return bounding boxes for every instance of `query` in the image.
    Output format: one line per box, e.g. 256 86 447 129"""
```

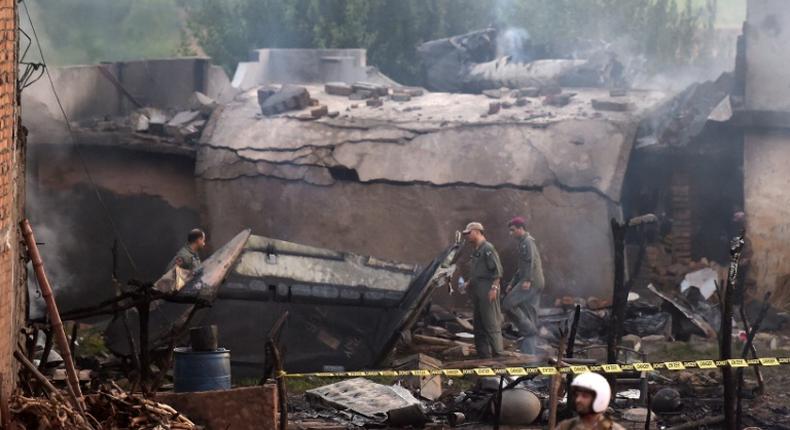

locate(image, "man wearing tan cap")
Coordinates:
461 222 505 358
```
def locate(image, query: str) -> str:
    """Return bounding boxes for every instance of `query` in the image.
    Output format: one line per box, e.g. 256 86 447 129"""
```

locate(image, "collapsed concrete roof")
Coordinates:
20 53 676 309
199 85 667 203
195 82 670 300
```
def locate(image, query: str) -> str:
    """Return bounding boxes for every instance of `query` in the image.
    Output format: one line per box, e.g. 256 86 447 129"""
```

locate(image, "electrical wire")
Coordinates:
20 0 140 275
17 28 45 89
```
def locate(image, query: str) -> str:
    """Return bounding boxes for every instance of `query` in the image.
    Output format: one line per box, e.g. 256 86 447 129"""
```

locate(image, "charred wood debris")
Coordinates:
10 28 790 429
9 144 790 429
7 208 790 429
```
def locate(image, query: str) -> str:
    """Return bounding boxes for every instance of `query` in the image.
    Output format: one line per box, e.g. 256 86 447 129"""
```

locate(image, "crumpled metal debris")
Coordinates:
305 378 426 425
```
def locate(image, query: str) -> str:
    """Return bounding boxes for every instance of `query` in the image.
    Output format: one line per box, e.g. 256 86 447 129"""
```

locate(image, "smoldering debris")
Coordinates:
417 28 626 94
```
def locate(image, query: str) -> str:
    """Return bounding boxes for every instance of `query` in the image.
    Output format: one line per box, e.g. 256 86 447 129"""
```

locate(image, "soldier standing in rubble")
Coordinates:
502 216 544 355
167 228 206 272
461 222 505 358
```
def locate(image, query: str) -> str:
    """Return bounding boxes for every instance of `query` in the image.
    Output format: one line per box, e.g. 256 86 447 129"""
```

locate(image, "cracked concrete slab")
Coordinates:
200 85 662 201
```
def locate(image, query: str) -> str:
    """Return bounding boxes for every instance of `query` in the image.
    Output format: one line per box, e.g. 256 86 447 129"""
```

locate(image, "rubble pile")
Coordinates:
255 81 428 119
77 91 219 146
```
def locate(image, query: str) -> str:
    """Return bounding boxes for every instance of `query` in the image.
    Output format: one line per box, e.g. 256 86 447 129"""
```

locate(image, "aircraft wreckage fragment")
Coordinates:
105 231 461 375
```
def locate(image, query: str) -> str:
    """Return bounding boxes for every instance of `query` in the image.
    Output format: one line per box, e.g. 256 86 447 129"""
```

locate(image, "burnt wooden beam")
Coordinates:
721 232 745 430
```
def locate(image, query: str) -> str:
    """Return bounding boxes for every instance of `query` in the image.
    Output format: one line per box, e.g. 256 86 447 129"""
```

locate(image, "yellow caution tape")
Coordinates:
281 356 790 379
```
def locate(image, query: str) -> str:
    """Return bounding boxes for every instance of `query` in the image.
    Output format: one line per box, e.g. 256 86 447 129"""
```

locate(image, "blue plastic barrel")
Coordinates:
173 347 231 392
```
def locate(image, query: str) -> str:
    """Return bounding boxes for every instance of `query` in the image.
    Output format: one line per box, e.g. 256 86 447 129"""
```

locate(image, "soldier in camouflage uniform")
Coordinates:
462 222 505 358
167 228 206 272
502 216 544 355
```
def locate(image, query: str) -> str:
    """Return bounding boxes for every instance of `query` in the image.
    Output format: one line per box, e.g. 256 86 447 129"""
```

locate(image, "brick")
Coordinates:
0 0 24 399
156 385 279 430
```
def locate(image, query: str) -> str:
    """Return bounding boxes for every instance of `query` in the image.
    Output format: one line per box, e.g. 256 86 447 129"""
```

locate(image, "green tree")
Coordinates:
185 0 718 85
23 0 185 65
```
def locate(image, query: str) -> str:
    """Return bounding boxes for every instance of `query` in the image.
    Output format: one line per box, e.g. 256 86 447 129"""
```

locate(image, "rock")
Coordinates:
518 87 541 97
325 82 354 96
309 98 320 107
610 88 628 97
327 111 340 118
352 82 388 97
587 296 610 310
366 98 383 108
189 91 219 115
652 388 682 413
165 110 202 137
130 111 149 132
143 108 167 135
311 105 329 119
544 93 574 107
259 85 311 116
592 98 632 112
488 102 501 114
620 334 642 352
539 83 562 96
391 93 412 102
399 87 424 97
256 86 278 106
168 110 202 127
501 101 512 109
483 89 503 99
622 407 657 423
515 97 528 107
349 91 370 100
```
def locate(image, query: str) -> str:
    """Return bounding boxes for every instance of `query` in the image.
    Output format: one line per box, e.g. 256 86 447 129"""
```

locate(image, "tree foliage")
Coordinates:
23 0 184 65
185 0 718 85
24 0 722 85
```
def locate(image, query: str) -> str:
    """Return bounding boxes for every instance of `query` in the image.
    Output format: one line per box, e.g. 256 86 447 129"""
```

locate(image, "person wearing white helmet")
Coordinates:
555 372 625 430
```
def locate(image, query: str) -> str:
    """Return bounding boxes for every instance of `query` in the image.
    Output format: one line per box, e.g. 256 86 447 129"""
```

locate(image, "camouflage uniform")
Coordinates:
468 240 505 358
502 232 544 354
555 415 625 430
168 244 201 272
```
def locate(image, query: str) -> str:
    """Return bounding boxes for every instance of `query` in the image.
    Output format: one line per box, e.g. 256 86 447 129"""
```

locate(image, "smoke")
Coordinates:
26 167 79 321
26 174 78 295
496 28 533 63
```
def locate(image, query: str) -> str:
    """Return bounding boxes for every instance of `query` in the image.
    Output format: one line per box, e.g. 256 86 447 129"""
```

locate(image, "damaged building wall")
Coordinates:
742 0 790 306
199 86 667 299
0 0 25 396
23 52 668 312
20 58 228 310
199 178 614 300
26 145 199 310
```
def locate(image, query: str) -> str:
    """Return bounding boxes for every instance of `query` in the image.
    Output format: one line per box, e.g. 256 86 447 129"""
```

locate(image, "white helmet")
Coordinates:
570 372 611 413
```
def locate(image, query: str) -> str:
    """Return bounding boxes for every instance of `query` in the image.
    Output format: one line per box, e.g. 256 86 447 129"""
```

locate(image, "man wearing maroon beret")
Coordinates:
503 216 544 355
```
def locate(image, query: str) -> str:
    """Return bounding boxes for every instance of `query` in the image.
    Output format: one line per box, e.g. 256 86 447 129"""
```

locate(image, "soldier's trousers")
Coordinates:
471 284 504 358
502 288 540 355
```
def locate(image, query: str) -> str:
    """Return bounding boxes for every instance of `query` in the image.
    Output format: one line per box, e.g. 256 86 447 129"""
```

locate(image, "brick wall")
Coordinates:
0 0 25 396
